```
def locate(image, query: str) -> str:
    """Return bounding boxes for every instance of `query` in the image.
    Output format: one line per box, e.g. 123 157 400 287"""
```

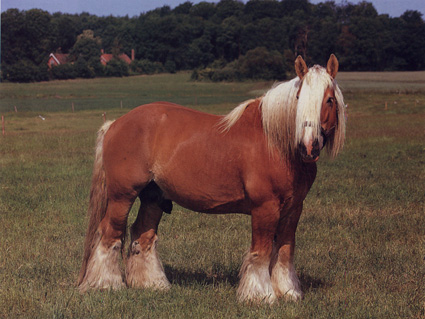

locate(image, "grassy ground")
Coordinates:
0 72 424 318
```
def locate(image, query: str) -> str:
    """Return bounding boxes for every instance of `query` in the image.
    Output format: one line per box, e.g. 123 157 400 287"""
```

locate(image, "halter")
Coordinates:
301 115 337 149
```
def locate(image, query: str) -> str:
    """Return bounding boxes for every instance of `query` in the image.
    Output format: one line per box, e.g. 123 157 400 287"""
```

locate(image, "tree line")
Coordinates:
1 0 425 82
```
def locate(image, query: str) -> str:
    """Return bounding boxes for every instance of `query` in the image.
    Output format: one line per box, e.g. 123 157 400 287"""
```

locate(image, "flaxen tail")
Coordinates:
78 120 114 289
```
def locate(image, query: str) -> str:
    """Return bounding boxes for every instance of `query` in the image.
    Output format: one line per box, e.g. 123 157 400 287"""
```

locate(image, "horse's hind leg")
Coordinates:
270 204 303 301
126 185 171 290
81 197 135 291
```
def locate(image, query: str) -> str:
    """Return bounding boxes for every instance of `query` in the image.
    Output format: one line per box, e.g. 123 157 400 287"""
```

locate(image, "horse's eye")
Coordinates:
327 97 334 105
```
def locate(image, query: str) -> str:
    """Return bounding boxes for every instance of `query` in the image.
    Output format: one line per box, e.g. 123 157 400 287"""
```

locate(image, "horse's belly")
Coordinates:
152 162 249 214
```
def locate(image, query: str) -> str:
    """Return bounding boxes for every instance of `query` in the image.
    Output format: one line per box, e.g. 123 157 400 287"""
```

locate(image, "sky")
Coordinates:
1 0 424 18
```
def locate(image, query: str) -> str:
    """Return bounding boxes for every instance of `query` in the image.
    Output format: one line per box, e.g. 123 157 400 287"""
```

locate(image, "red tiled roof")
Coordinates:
100 53 132 65
118 53 132 64
49 53 70 65
49 52 132 67
100 53 114 64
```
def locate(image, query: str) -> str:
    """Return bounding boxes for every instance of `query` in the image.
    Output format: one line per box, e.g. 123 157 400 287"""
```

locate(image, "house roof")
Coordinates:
49 52 132 66
118 53 132 64
49 53 70 65
100 53 132 65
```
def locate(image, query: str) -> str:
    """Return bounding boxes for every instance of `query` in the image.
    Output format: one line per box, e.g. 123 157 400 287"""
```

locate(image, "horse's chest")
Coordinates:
273 164 317 202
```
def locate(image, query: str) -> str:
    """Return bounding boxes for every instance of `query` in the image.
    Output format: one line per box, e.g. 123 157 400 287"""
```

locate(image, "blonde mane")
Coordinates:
220 99 257 132
221 65 346 158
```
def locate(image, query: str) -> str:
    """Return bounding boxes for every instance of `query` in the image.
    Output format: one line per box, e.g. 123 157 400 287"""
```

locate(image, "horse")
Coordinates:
77 54 346 304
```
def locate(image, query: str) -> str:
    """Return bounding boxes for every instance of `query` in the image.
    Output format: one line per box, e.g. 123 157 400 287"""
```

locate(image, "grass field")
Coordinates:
0 72 424 318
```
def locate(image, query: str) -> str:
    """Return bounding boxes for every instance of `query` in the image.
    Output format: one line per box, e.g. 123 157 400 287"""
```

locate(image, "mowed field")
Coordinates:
0 72 424 318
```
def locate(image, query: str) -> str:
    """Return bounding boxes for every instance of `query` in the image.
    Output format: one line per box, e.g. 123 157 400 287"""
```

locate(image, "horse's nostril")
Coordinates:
299 143 307 156
299 141 320 162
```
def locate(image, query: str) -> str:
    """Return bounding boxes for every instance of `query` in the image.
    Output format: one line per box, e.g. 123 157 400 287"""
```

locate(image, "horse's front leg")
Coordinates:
237 201 280 304
270 204 303 301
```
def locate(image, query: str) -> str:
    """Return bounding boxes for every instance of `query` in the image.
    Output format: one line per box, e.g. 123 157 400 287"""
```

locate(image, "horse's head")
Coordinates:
294 54 343 163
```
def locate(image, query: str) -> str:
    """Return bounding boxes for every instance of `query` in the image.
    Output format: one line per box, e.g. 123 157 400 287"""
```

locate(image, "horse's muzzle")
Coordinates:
300 122 328 163
299 138 321 163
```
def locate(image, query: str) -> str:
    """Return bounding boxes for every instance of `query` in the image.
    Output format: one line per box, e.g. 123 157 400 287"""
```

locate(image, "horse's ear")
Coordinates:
327 54 339 79
295 55 308 80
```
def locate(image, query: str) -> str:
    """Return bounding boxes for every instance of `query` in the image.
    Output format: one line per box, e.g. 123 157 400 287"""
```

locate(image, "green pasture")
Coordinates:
0 73 259 114
0 72 424 318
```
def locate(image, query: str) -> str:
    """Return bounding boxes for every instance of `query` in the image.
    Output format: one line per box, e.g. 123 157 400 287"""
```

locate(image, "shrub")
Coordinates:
75 57 95 78
35 64 49 82
131 59 161 75
164 60 176 74
50 63 76 80
90 60 105 77
192 47 287 82
153 62 164 73
191 68 213 81
5 60 39 82
238 47 287 80
104 59 129 77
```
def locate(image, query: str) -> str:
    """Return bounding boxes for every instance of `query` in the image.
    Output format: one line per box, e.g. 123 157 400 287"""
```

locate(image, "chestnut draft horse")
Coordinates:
78 55 346 303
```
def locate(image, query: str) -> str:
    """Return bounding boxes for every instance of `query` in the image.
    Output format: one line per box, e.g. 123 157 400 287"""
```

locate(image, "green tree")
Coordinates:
5 59 39 82
51 14 78 53
216 16 243 61
1 9 26 66
238 46 287 80
244 0 282 21
1 9 54 65
50 63 76 80
23 9 54 64
2 1 425 82
335 3 384 70
215 0 244 20
190 2 216 19
398 11 425 70
280 0 311 16
69 30 103 75
70 30 101 61
241 18 286 55
174 1 193 15
308 3 339 65
105 58 129 77
74 56 95 78
186 35 215 68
